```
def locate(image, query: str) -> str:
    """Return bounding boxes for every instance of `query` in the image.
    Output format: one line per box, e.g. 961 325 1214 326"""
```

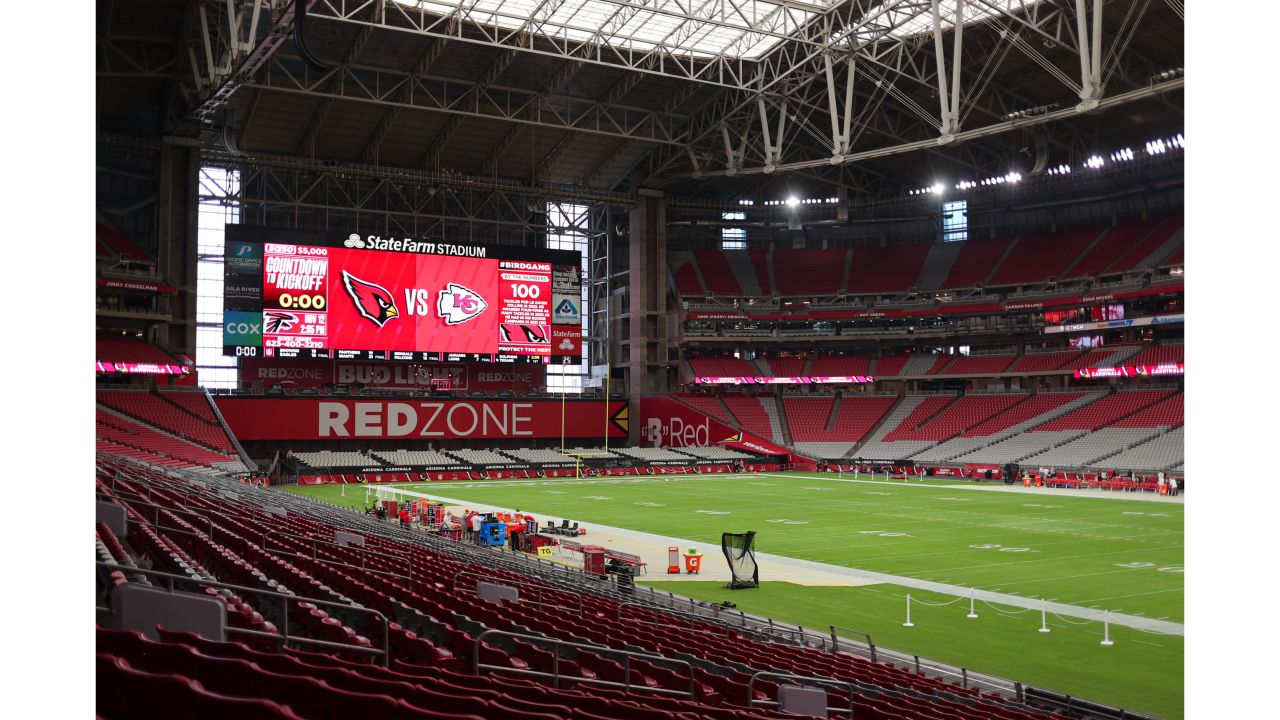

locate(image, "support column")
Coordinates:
627 189 669 444
155 137 201 354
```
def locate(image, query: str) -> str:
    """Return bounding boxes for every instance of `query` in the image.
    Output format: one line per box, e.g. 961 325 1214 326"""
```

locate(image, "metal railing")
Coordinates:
450 571 583 614
472 628 695 698
260 530 416 590
829 625 877 663
105 466 1161 718
95 562 390 666
99 496 215 540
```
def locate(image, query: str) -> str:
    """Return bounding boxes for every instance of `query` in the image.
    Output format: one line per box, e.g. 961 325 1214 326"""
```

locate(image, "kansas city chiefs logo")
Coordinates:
264 312 297 333
437 283 488 325
342 270 399 327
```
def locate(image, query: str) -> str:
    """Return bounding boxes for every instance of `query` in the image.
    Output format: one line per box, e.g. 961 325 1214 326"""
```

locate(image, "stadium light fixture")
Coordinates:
786 196 799 207
930 183 945 195
1084 155 1106 169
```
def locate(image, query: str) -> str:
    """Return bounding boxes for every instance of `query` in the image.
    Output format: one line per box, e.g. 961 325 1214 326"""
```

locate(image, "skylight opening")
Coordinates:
835 0 1042 46
393 0 838 60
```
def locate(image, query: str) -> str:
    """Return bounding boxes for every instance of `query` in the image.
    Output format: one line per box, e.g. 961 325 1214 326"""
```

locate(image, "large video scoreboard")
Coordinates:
223 226 584 363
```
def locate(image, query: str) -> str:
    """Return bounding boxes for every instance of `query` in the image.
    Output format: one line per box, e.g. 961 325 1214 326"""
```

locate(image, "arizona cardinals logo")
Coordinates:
264 312 297 333
437 282 488 325
500 324 547 343
342 270 399 327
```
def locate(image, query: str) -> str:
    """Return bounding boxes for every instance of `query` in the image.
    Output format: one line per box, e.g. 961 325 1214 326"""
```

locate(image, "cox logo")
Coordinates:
225 321 260 335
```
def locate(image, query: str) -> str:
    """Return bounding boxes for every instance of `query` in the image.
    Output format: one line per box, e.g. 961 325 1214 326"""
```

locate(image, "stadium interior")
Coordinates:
91 1 1194 719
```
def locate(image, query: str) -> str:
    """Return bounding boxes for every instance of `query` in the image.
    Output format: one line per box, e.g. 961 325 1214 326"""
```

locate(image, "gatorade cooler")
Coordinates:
684 549 703 574
583 546 606 577
667 546 681 574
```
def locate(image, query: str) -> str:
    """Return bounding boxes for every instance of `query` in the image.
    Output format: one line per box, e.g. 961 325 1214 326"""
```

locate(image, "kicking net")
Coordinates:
721 531 759 589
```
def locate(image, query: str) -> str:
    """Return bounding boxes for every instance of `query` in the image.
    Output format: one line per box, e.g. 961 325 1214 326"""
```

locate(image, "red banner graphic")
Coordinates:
96 278 177 294
1074 363 1184 379
95 362 191 375
214 398 625 441
239 358 545 392
639 396 808 462
694 375 874 385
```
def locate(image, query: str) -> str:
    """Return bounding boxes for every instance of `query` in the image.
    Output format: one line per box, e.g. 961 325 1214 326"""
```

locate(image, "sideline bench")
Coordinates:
604 550 648 574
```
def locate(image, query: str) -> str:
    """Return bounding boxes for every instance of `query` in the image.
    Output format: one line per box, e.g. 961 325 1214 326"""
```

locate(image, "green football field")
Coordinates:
284 472 1184 718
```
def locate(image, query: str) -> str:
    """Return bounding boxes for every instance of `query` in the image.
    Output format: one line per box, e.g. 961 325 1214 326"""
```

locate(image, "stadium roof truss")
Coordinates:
101 0 1183 196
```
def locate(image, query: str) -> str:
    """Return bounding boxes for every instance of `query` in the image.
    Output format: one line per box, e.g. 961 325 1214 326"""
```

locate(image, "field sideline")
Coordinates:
283 471 1184 718
286 472 1184 619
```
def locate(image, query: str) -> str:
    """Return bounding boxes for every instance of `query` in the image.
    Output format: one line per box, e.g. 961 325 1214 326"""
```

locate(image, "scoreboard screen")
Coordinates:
223 226 584 362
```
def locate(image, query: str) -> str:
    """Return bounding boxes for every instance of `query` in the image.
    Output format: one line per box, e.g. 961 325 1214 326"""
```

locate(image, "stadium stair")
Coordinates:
914 241 964 292
1055 227 1110 279
1136 215 1182 269
724 251 763 296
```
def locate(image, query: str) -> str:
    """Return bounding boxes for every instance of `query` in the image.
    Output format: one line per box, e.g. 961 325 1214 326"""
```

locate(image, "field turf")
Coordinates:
640 580 1183 720
284 472 1184 717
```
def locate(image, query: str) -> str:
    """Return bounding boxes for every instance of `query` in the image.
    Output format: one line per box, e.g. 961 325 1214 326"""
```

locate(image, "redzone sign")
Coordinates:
214 398 625 440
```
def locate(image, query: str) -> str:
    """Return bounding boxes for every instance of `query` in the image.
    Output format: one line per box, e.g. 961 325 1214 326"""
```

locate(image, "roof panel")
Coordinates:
393 0 834 59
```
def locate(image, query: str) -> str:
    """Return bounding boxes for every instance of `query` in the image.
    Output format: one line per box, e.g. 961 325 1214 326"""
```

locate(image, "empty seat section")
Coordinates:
831 396 899 442
961 393 1086 436
98 391 234 452
809 355 872 377
1159 246 1183 266
1064 345 1141 370
782 397 835 441
96 337 176 365
96 456 1074 720
1006 351 1082 373
97 221 153 262
1034 390 1173 431
773 249 846 295
886 395 1023 442
881 396 954 441
722 396 778 441
671 260 704 296
1065 218 1159 278
1105 427 1183 470
940 236 1014 289
693 250 744 295
763 357 805 377
1108 215 1184 272
672 394 733 425
748 250 772 294
874 354 910 376
847 244 930 294
1126 344 1183 366
688 357 759 378
96 407 240 467
1110 393 1183 428
937 354 1015 375
987 228 1101 285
